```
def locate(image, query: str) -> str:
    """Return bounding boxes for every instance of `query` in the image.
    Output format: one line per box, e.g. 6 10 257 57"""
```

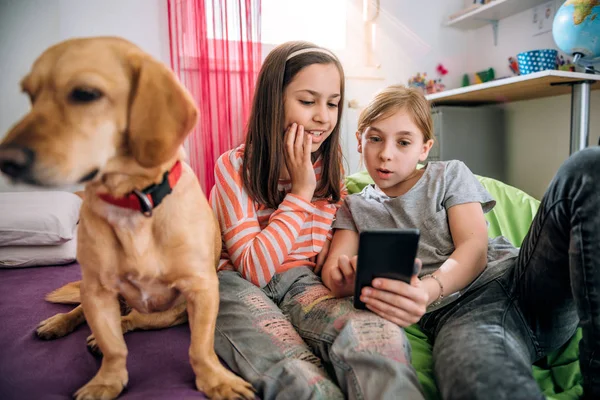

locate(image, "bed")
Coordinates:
0 263 211 399
0 173 585 399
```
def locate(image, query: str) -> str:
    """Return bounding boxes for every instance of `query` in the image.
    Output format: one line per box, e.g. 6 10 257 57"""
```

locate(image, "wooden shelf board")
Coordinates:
426 70 600 106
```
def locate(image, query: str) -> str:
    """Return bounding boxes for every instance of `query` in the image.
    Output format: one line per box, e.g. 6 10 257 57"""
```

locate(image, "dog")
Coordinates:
0 36 254 400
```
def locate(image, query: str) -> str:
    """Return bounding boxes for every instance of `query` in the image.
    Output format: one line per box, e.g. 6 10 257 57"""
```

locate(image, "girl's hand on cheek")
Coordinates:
360 275 429 327
284 123 316 202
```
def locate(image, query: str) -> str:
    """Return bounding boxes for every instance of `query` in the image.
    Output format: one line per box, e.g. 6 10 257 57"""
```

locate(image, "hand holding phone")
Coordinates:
353 229 420 310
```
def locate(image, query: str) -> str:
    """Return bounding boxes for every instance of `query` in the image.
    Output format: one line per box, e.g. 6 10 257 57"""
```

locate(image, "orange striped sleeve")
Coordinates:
211 147 316 287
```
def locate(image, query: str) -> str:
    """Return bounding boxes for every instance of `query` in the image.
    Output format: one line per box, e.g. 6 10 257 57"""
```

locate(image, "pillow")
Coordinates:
0 191 82 246
0 230 77 268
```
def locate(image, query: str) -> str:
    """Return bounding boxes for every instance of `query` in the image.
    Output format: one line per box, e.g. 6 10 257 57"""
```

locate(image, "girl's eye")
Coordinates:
367 136 381 143
328 103 339 108
300 100 314 105
398 141 410 146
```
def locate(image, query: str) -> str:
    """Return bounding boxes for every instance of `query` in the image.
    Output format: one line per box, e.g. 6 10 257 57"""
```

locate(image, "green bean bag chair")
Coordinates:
345 170 583 400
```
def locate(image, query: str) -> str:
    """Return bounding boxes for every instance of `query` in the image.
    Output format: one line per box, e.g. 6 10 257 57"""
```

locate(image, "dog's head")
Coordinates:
0 37 197 186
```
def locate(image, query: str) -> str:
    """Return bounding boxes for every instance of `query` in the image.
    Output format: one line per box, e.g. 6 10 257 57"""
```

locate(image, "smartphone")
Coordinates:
353 229 420 310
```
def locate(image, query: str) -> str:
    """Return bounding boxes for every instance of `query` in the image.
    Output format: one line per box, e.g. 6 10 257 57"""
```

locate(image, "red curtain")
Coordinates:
168 0 261 192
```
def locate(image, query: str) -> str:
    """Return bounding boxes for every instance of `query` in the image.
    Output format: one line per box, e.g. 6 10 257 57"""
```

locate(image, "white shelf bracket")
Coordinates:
474 19 499 46
491 20 499 46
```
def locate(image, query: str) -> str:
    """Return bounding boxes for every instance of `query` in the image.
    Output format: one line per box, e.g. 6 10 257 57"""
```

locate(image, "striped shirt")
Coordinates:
209 144 344 287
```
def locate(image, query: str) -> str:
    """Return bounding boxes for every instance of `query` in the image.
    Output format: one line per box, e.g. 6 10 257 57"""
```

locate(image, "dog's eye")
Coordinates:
69 88 103 103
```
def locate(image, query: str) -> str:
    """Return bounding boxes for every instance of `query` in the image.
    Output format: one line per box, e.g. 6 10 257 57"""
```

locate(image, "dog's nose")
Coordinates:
0 145 35 179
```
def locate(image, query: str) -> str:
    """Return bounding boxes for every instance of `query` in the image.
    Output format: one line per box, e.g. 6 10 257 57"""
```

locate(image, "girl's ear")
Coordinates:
418 139 434 162
355 130 363 153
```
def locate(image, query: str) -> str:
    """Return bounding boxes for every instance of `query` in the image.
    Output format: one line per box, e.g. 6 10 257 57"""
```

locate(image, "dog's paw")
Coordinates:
197 373 255 400
86 334 103 357
74 372 128 400
36 313 75 340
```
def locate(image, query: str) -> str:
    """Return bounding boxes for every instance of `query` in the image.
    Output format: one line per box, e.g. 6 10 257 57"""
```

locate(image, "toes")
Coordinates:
74 383 124 400
36 325 59 340
73 373 127 400
36 315 69 340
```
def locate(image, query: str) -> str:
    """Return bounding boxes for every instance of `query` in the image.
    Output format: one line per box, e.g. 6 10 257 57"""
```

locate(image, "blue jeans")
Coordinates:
419 146 600 400
214 267 425 400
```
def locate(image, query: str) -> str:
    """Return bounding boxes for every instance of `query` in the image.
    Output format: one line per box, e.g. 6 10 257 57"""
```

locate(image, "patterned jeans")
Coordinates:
215 266 425 400
419 146 600 400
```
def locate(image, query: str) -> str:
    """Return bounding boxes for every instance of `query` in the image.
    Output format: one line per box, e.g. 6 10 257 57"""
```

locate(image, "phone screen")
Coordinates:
353 229 420 310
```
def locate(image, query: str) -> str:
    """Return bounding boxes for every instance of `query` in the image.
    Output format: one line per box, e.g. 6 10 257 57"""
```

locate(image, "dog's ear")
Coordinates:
128 56 198 168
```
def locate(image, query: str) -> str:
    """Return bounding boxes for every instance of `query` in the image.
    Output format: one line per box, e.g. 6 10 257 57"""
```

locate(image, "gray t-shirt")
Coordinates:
334 160 518 311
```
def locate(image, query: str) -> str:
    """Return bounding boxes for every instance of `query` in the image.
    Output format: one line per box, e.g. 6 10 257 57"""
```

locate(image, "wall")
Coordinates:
340 0 468 175
504 92 600 199
1 0 597 198
344 0 599 198
461 0 600 199
0 0 169 192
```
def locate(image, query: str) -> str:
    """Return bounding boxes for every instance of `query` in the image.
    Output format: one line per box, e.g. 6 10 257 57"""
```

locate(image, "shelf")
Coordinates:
447 0 550 30
426 70 600 106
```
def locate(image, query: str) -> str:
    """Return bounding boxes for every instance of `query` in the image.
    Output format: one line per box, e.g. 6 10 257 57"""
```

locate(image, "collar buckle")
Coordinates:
132 189 153 217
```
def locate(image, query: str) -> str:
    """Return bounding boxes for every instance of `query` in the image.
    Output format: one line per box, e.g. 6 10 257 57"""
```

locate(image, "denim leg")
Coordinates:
273 267 425 400
214 270 343 400
424 279 543 400
511 147 600 396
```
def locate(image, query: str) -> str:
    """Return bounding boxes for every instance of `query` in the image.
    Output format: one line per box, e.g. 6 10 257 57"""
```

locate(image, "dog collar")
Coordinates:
98 161 182 217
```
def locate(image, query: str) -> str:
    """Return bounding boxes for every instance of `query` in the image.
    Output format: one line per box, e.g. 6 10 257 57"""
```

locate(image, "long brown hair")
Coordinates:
242 41 345 209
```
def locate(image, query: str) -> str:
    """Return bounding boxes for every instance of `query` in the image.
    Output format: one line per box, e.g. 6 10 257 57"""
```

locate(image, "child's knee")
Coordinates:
260 358 343 400
559 146 600 182
334 313 412 364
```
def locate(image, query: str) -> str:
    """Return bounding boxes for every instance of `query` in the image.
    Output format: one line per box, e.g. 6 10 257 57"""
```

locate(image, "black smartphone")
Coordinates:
353 229 420 310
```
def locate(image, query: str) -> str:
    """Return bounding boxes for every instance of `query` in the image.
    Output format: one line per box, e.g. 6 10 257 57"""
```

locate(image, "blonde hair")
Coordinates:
357 85 433 142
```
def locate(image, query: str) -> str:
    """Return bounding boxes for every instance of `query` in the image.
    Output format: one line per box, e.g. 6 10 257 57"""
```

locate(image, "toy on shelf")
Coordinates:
408 72 427 92
436 63 449 76
461 67 495 87
508 57 519 75
557 55 576 72
408 63 448 94
475 68 495 83
507 53 573 76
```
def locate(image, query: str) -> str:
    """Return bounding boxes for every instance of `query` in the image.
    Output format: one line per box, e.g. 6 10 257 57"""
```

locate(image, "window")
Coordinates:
261 0 347 49
205 0 347 50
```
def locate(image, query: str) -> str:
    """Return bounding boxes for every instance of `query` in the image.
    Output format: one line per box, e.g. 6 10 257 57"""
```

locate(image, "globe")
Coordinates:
552 0 600 60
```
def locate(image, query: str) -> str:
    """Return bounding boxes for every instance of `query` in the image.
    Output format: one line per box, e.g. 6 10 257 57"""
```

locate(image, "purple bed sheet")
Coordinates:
0 263 227 400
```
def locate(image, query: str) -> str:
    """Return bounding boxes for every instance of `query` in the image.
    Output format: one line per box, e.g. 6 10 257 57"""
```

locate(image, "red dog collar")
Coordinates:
98 161 182 217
